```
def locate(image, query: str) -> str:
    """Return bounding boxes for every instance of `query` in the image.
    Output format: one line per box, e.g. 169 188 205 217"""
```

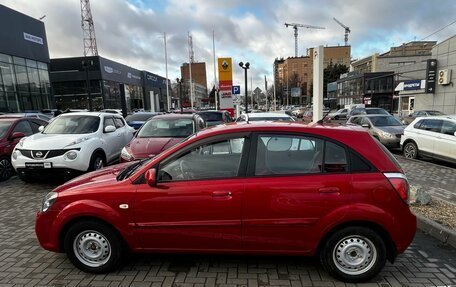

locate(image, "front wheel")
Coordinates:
64 221 124 273
319 226 386 282
403 142 418 159
0 157 14 181
88 152 105 171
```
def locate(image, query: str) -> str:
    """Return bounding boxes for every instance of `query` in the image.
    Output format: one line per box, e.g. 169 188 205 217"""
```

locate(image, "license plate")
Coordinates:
25 162 52 169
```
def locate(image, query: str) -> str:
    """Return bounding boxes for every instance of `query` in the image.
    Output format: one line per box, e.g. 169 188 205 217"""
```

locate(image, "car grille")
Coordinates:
18 148 81 159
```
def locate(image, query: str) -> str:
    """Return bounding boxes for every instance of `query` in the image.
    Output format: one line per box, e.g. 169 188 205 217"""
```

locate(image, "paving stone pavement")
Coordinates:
1 177 456 287
396 156 456 205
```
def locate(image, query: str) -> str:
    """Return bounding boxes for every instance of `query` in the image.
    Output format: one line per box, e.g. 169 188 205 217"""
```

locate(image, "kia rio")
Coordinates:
35 122 416 282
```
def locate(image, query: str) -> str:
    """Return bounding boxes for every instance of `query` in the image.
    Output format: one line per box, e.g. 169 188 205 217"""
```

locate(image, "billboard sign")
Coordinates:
218 57 234 104
425 59 437 93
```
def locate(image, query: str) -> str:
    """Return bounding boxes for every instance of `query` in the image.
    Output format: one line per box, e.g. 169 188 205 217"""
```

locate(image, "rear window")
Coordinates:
372 136 403 172
366 109 389 115
125 113 157 122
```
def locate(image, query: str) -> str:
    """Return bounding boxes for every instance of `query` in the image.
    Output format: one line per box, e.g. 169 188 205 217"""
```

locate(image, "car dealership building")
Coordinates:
0 4 52 113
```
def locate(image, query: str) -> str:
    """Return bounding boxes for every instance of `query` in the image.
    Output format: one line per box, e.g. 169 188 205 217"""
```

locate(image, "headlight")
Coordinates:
121 147 133 160
41 192 58 212
65 150 78 160
12 150 21 160
66 137 90 147
381 131 394 138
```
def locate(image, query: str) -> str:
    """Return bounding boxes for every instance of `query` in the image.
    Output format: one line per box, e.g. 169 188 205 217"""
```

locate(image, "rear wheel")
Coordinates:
64 221 124 273
403 142 418 159
334 115 339 120
319 226 386 282
0 157 14 181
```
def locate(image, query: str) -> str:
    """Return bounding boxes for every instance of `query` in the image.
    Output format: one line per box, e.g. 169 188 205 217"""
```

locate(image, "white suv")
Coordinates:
11 112 134 181
401 115 456 164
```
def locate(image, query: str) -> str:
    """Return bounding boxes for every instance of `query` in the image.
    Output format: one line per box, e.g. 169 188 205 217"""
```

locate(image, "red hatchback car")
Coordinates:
0 117 48 181
35 122 416 282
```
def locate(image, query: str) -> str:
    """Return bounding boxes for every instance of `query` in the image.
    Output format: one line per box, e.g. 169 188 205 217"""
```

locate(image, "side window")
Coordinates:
114 117 125 128
158 138 245 181
13 120 33 136
350 117 360 125
441 120 456 135
413 119 423 129
324 142 348 173
255 135 324 175
349 150 374 172
104 117 116 129
419 119 443 133
29 120 44 133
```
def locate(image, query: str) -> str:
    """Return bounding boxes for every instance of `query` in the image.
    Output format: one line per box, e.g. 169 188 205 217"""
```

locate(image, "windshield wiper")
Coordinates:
116 158 148 181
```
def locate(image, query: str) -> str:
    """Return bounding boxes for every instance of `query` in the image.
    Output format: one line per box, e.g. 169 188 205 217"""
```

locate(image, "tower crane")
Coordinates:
284 23 325 57
333 17 350 46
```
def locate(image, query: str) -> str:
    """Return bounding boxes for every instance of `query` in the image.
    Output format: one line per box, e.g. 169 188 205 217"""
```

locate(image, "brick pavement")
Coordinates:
396 156 456 205
1 177 456 287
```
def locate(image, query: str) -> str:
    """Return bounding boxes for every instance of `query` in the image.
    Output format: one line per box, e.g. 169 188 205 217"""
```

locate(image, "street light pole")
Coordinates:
239 62 250 113
163 32 170 111
177 78 183 113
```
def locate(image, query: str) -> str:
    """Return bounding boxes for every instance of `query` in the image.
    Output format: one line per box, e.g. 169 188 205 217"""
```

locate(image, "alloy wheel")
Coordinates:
0 158 14 181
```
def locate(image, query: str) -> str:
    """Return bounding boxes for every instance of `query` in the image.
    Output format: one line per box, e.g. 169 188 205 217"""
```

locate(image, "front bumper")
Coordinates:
35 210 61 252
378 137 401 148
12 148 91 172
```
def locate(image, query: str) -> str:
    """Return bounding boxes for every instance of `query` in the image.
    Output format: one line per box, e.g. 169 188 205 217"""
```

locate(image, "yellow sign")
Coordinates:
218 57 232 82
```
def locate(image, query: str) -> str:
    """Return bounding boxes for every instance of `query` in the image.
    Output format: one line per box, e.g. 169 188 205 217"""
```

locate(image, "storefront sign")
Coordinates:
23 32 43 45
218 58 234 104
425 59 437 93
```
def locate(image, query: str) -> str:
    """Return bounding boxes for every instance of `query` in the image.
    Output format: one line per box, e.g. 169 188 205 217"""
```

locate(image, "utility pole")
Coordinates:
284 22 325 57
163 32 170 111
212 30 218 110
264 75 268 111
188 32 194 109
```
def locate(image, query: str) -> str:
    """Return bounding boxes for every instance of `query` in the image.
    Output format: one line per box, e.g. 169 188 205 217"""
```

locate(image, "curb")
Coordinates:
415 212 456 249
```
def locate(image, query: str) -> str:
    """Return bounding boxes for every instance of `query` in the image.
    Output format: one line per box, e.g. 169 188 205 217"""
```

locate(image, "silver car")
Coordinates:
347 115 405 148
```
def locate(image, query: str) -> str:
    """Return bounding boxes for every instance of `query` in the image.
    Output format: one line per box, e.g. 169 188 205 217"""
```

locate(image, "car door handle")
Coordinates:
318 187 340 194
212 191 232 197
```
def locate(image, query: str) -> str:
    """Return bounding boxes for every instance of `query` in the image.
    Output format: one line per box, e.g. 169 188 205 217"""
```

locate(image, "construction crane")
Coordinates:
80 0 98 56
284 23 325 57
333 17 350 46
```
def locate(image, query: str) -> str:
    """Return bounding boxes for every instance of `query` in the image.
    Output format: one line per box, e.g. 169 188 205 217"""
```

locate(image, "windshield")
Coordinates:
366 109 389 115
137 118 195 138
125 113 157 122
428 111 444 116
198 112 223 122
0 121 13 138
369 116 402 127
43 116 100 134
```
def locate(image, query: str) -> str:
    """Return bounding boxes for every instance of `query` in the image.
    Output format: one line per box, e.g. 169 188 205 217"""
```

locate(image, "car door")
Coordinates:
113 116 130 148
134 135 249 251
243 134 351 252
102 116 119 162
434 120 456 161
413 119 442 157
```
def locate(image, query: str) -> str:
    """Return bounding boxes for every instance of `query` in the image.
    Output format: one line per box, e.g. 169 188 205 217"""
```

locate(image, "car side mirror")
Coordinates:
361 123 370 128
145 168 156 187
10 132 25 140
38 126 45 132
104 125 116 133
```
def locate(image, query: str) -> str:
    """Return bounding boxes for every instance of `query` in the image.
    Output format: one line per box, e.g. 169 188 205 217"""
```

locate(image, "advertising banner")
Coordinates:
425 59 437 93
218 58 234 111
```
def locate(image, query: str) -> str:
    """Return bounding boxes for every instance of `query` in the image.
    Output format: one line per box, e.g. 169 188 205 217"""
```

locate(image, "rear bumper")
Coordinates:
392 208 417 253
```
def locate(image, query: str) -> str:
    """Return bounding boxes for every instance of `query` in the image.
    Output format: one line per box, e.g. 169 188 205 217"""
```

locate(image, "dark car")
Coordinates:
36 122 416 282
121 113 206 161
0 117 48 181
197 110 233 127
348 107 390 117
125 112 162 130
400 110 445 125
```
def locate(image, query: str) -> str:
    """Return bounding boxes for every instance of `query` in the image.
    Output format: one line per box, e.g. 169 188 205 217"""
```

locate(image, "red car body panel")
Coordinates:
35 122 416 258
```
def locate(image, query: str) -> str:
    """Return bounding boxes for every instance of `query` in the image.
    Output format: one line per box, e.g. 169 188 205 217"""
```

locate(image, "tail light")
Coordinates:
384 173 409 204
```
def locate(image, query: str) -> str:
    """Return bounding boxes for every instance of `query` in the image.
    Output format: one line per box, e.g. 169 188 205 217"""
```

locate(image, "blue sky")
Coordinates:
2 0 456 89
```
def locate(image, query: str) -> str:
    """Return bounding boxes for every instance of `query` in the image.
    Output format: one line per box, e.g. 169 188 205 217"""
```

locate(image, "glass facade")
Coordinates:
0 53 52 112
53 80 102 110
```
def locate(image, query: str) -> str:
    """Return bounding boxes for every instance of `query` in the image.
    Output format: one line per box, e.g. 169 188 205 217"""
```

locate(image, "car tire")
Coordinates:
334 116 339 120
319 226 387 283
64 221 124 273
88 152 105 171
0 156 14 182
403 141 418 159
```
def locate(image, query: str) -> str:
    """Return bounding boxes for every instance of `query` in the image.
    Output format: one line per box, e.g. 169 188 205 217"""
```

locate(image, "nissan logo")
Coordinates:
35 151 43 158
